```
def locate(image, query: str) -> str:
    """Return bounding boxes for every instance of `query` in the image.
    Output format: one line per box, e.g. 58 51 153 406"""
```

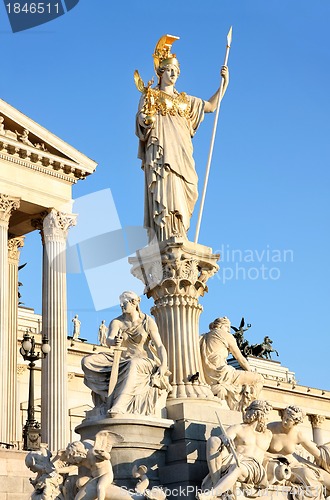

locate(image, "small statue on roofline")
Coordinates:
231 317 279 360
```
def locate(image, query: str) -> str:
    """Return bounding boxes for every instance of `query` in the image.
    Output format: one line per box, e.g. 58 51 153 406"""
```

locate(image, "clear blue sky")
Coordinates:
2 1 329 390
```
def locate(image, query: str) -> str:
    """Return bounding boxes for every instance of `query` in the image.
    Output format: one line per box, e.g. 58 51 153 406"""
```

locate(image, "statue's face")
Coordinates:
66 442 87 463
282 412 296 430
120 298 135 314
243 407 259 424
161 64 179 86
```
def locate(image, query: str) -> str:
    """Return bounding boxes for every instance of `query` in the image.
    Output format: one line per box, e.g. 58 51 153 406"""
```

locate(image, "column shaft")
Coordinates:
152 294 208 398
42 238 68 450
309 415 325 445
130 239 219 400
8 236 24 445
36 209 76 451
0 222 9 443
0 194 20 444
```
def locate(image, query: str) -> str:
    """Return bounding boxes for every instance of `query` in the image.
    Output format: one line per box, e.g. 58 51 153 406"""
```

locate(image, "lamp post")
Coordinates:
20 330 50 450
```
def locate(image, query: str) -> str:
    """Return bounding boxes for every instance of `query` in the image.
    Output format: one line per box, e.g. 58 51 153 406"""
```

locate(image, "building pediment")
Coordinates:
0 98 98 236
0 98 97 182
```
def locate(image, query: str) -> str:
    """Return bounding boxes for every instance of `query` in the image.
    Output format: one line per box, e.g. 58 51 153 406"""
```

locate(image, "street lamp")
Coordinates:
20 330 50 451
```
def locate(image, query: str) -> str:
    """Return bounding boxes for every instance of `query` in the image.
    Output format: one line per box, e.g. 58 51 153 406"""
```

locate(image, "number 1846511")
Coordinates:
6 3 60 14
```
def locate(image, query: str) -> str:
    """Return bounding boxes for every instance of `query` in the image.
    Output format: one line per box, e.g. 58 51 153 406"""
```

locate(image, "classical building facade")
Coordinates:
0 98 97 451
2 96 330 500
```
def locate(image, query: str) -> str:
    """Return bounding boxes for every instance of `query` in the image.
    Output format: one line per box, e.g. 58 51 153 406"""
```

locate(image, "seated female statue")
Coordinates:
82 291 171 417
200 316 264 411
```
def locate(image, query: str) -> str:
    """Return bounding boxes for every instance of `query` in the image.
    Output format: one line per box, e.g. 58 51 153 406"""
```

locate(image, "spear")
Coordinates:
216 412 240 467
194 27 233 244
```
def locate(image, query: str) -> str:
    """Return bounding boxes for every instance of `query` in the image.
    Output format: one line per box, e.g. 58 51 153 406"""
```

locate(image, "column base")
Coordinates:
168 382 214 399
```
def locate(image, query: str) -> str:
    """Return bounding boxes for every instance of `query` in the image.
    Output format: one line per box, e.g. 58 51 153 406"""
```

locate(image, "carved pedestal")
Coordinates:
130 237 219 400
76 416 173 490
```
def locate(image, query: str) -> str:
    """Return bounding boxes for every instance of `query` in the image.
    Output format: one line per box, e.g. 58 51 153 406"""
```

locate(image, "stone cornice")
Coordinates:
0 139 88 183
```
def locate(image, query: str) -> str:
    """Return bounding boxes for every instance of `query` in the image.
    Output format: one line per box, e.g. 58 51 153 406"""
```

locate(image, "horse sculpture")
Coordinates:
248 336 279 359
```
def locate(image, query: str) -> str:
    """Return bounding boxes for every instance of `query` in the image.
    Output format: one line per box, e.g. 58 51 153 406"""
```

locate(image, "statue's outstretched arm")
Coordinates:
298 431 322 460
106 318 123 348
204 66 229 113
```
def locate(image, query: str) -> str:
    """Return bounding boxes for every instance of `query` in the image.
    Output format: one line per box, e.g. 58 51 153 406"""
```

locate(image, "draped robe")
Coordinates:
136 91 205 240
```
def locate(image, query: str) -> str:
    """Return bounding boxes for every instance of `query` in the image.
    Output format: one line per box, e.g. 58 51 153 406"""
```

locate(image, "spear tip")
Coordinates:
227 26 233 47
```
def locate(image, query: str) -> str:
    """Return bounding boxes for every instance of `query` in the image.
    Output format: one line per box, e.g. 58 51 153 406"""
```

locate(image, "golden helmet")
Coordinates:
153 34 180 78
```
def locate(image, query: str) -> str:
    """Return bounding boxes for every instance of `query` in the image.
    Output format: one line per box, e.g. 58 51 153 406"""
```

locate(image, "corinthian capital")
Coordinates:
0 194 20 225
32 209 77 243
309 414 325 429
8 236 25 262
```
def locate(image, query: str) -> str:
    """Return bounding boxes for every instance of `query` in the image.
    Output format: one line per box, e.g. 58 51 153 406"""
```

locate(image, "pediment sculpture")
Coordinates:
0 114 49 151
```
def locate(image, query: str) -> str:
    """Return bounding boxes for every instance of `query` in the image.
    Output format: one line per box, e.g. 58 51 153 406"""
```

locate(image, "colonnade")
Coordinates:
0 194 75 451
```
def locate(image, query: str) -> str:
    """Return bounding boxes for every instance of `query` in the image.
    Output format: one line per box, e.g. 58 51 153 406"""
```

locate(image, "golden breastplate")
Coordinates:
155 90 190 118
142 88 190 119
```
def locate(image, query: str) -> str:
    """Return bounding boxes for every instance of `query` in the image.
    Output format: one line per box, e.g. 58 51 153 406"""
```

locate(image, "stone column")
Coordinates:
0 194 20 444
33 209 76 451
130 238 219 399
7 236 25 445
309 414 325 445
